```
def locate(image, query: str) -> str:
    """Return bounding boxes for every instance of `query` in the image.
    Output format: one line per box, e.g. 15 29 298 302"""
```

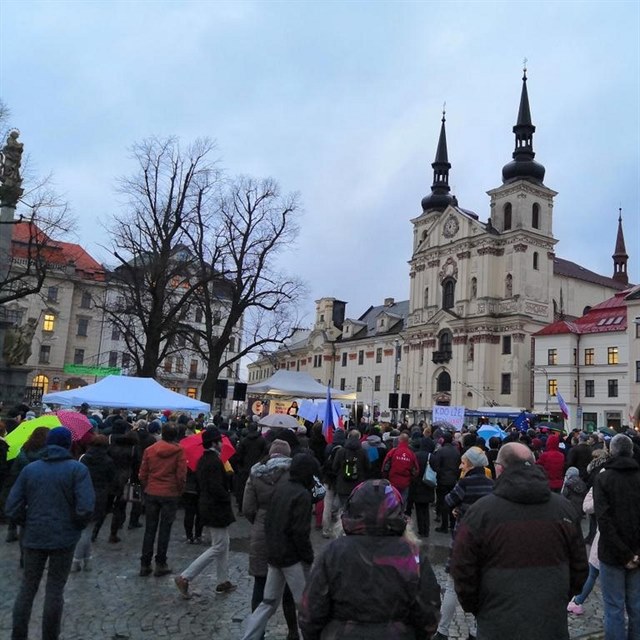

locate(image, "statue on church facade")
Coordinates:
0 130 25 207
3 317 37 366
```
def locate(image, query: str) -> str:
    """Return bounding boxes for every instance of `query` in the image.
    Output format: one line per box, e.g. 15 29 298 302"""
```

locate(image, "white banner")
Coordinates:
432 405 466 431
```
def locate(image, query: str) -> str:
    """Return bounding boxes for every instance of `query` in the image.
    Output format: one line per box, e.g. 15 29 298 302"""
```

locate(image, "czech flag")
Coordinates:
557 392 569 420
323 384 336 444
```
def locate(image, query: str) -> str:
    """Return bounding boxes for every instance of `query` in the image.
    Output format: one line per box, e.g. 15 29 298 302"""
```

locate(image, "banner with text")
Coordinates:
432 405 466 431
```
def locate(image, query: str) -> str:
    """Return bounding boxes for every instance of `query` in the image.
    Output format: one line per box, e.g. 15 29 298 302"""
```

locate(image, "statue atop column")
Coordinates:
0 130 25 207
3 317 37 366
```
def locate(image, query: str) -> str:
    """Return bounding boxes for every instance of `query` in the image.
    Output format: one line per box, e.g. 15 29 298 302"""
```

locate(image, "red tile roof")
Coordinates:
11 222 105 281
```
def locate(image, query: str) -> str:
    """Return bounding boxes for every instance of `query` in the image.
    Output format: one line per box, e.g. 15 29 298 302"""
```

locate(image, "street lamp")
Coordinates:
393 338 400 422
363 376 375 424
532 366 549 416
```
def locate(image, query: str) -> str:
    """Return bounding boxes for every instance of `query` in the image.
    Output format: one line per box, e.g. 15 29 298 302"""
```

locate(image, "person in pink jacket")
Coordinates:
382 433 419 503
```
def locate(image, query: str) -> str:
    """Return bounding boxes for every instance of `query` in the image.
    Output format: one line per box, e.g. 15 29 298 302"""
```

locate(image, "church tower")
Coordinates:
612 209 629 285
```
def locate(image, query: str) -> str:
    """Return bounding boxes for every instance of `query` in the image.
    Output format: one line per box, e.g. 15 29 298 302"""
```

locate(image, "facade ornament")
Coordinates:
3 317 37 366
0 130 25 207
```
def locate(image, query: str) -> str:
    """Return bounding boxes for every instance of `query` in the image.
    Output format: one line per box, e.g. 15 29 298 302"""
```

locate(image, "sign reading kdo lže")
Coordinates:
432 405 466 431
63 364 121 377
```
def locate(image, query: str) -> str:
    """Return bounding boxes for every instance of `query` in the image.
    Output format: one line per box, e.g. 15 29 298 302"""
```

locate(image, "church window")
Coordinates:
505 274 513 298
442 278 455 310
470 278 477 299
533 252 539 270
436 371 451 393
532 203 540 229
438 330 452 356
504 203 512 231
424 287 429 308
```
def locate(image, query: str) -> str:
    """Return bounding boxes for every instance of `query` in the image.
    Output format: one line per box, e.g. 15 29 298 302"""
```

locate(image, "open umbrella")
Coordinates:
477 424 508 441
432 420 457 432
179 432 236 472
5 414 61 460
258 413 300 429
537 421 566 433
55 410 94 442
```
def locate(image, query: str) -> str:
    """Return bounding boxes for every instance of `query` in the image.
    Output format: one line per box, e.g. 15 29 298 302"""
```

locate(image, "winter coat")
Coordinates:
108 432 137 491
264 454 317 568
561 472 587 516
0 446 45 514
196 448 235 528
429 442 460 488
411 449 436 504
242 455 291 576
445 466 495 520
450 461 588 640
565 442 592 480
80 445 116 522
594 455 640 567
322 429 346 487
537 434 566 490
362 434 390 480
382 442 419 492
5 444 95 550
299 479 440 640
332 438 369 498
582 488 600 570
138 439 187 498
234 429 268 473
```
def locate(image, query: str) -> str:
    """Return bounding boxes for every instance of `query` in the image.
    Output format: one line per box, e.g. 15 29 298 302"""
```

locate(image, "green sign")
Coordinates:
63 364 121 376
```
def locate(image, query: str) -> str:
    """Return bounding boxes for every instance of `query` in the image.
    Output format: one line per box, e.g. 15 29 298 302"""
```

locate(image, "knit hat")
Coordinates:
269 439 291 457
462 446 488 468
46 426 72 449
202 427 222 448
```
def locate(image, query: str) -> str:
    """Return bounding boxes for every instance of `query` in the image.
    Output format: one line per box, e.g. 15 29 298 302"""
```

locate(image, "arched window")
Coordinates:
439 330 452 356
442 278 455 310
470 277 477 299
437 371 452 392
505 273 513 298
503 203 512 231
532 202 540 229
423 287 429 308
32 374 49 396
533 251 539 270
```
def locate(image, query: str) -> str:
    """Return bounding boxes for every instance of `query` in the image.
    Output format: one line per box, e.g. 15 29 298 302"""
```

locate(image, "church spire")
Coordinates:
421 106 458 213
502 64 546 184
612 208 629 285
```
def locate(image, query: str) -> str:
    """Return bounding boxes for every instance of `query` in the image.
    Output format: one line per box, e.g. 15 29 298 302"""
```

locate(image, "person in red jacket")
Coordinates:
536 433 565 492
382 433 419 503
138 423 187 577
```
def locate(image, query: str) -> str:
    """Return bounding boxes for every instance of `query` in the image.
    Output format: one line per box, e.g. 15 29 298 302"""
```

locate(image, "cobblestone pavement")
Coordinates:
0 510 605 640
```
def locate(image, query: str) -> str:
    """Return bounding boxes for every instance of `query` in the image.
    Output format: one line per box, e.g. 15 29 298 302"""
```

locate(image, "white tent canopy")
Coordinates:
247 370 356 400
42 375 210 411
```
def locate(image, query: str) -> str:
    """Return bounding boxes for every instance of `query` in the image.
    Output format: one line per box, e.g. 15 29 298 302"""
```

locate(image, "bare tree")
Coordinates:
102 137 220 377
189 176 306 405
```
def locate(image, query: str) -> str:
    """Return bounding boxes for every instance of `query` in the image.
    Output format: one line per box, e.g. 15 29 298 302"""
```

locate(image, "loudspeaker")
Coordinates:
233 382 247 401
401 393 410 409
388 393 398 409
214 379 229 399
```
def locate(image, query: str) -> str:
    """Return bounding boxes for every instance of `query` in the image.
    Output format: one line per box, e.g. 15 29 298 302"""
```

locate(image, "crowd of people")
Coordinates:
0 402 639 640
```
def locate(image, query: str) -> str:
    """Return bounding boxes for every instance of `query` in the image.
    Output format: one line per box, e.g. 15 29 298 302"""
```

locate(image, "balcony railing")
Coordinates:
432 350 452 364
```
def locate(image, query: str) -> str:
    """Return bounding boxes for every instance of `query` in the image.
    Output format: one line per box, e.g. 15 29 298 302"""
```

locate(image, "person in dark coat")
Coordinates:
593 433 640 640
332 430 369 506
299 479 441 640
6 427 95 640
411 438 436 537
174 427 236 599
321 428 345 537
565 434 593 481
74 434 116 571
241 452 320 640
430 431 460 533
233 422 268 512
128 422 156 529
451 443 588 640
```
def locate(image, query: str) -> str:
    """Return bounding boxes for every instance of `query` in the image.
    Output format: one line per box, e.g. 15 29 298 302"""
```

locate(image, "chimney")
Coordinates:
384 297 395 307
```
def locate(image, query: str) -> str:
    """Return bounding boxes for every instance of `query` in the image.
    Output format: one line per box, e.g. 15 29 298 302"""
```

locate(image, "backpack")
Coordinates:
323 445 343 480
342 450 359 482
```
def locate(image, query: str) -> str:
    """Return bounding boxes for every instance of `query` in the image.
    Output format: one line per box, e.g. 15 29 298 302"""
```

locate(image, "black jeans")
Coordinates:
141 494 179 566
182 492 202 540
13 546 74 640
435 484 455 531
414 501 431 537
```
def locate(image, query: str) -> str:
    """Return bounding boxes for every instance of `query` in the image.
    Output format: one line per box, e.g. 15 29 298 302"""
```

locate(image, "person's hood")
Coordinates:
366 434 382 446
604 456 640 472
345 437 362 452
153 440 183 459
41 444 74 462
251 455 291 484
289 452 320 489
545 434 560 451
332 429 346 445
494 461 550 504
341 479 406 537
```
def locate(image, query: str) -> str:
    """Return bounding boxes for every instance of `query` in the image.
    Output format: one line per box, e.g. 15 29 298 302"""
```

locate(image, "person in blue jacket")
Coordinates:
6 426 95 640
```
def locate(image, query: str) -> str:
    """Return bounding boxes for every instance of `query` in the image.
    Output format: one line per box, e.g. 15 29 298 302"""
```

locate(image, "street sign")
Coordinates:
63 364 121 376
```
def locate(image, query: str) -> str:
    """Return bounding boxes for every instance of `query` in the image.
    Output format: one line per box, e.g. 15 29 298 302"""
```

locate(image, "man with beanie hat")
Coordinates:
138 423 187 577
174 426 236 598
242 452 321 640
6 427 95 640
593 433 640 639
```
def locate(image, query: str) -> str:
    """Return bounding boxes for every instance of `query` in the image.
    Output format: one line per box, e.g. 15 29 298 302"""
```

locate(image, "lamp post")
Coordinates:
364 376 375 424
393 338 400 422
532 366 549 416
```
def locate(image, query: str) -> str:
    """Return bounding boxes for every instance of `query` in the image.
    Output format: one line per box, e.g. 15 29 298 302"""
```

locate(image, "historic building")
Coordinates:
249 71 631 418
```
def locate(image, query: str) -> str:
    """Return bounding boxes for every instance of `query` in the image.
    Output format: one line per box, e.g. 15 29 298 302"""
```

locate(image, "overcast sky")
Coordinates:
1 0 638 327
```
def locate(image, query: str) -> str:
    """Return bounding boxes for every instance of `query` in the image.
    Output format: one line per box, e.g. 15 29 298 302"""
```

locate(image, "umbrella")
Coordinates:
598 426 618 437
5 415 62 460
432 421 457 432
258 414 300 429
179 432 236 472
55 410 94 442
477 424 508 441
537 421 566 433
